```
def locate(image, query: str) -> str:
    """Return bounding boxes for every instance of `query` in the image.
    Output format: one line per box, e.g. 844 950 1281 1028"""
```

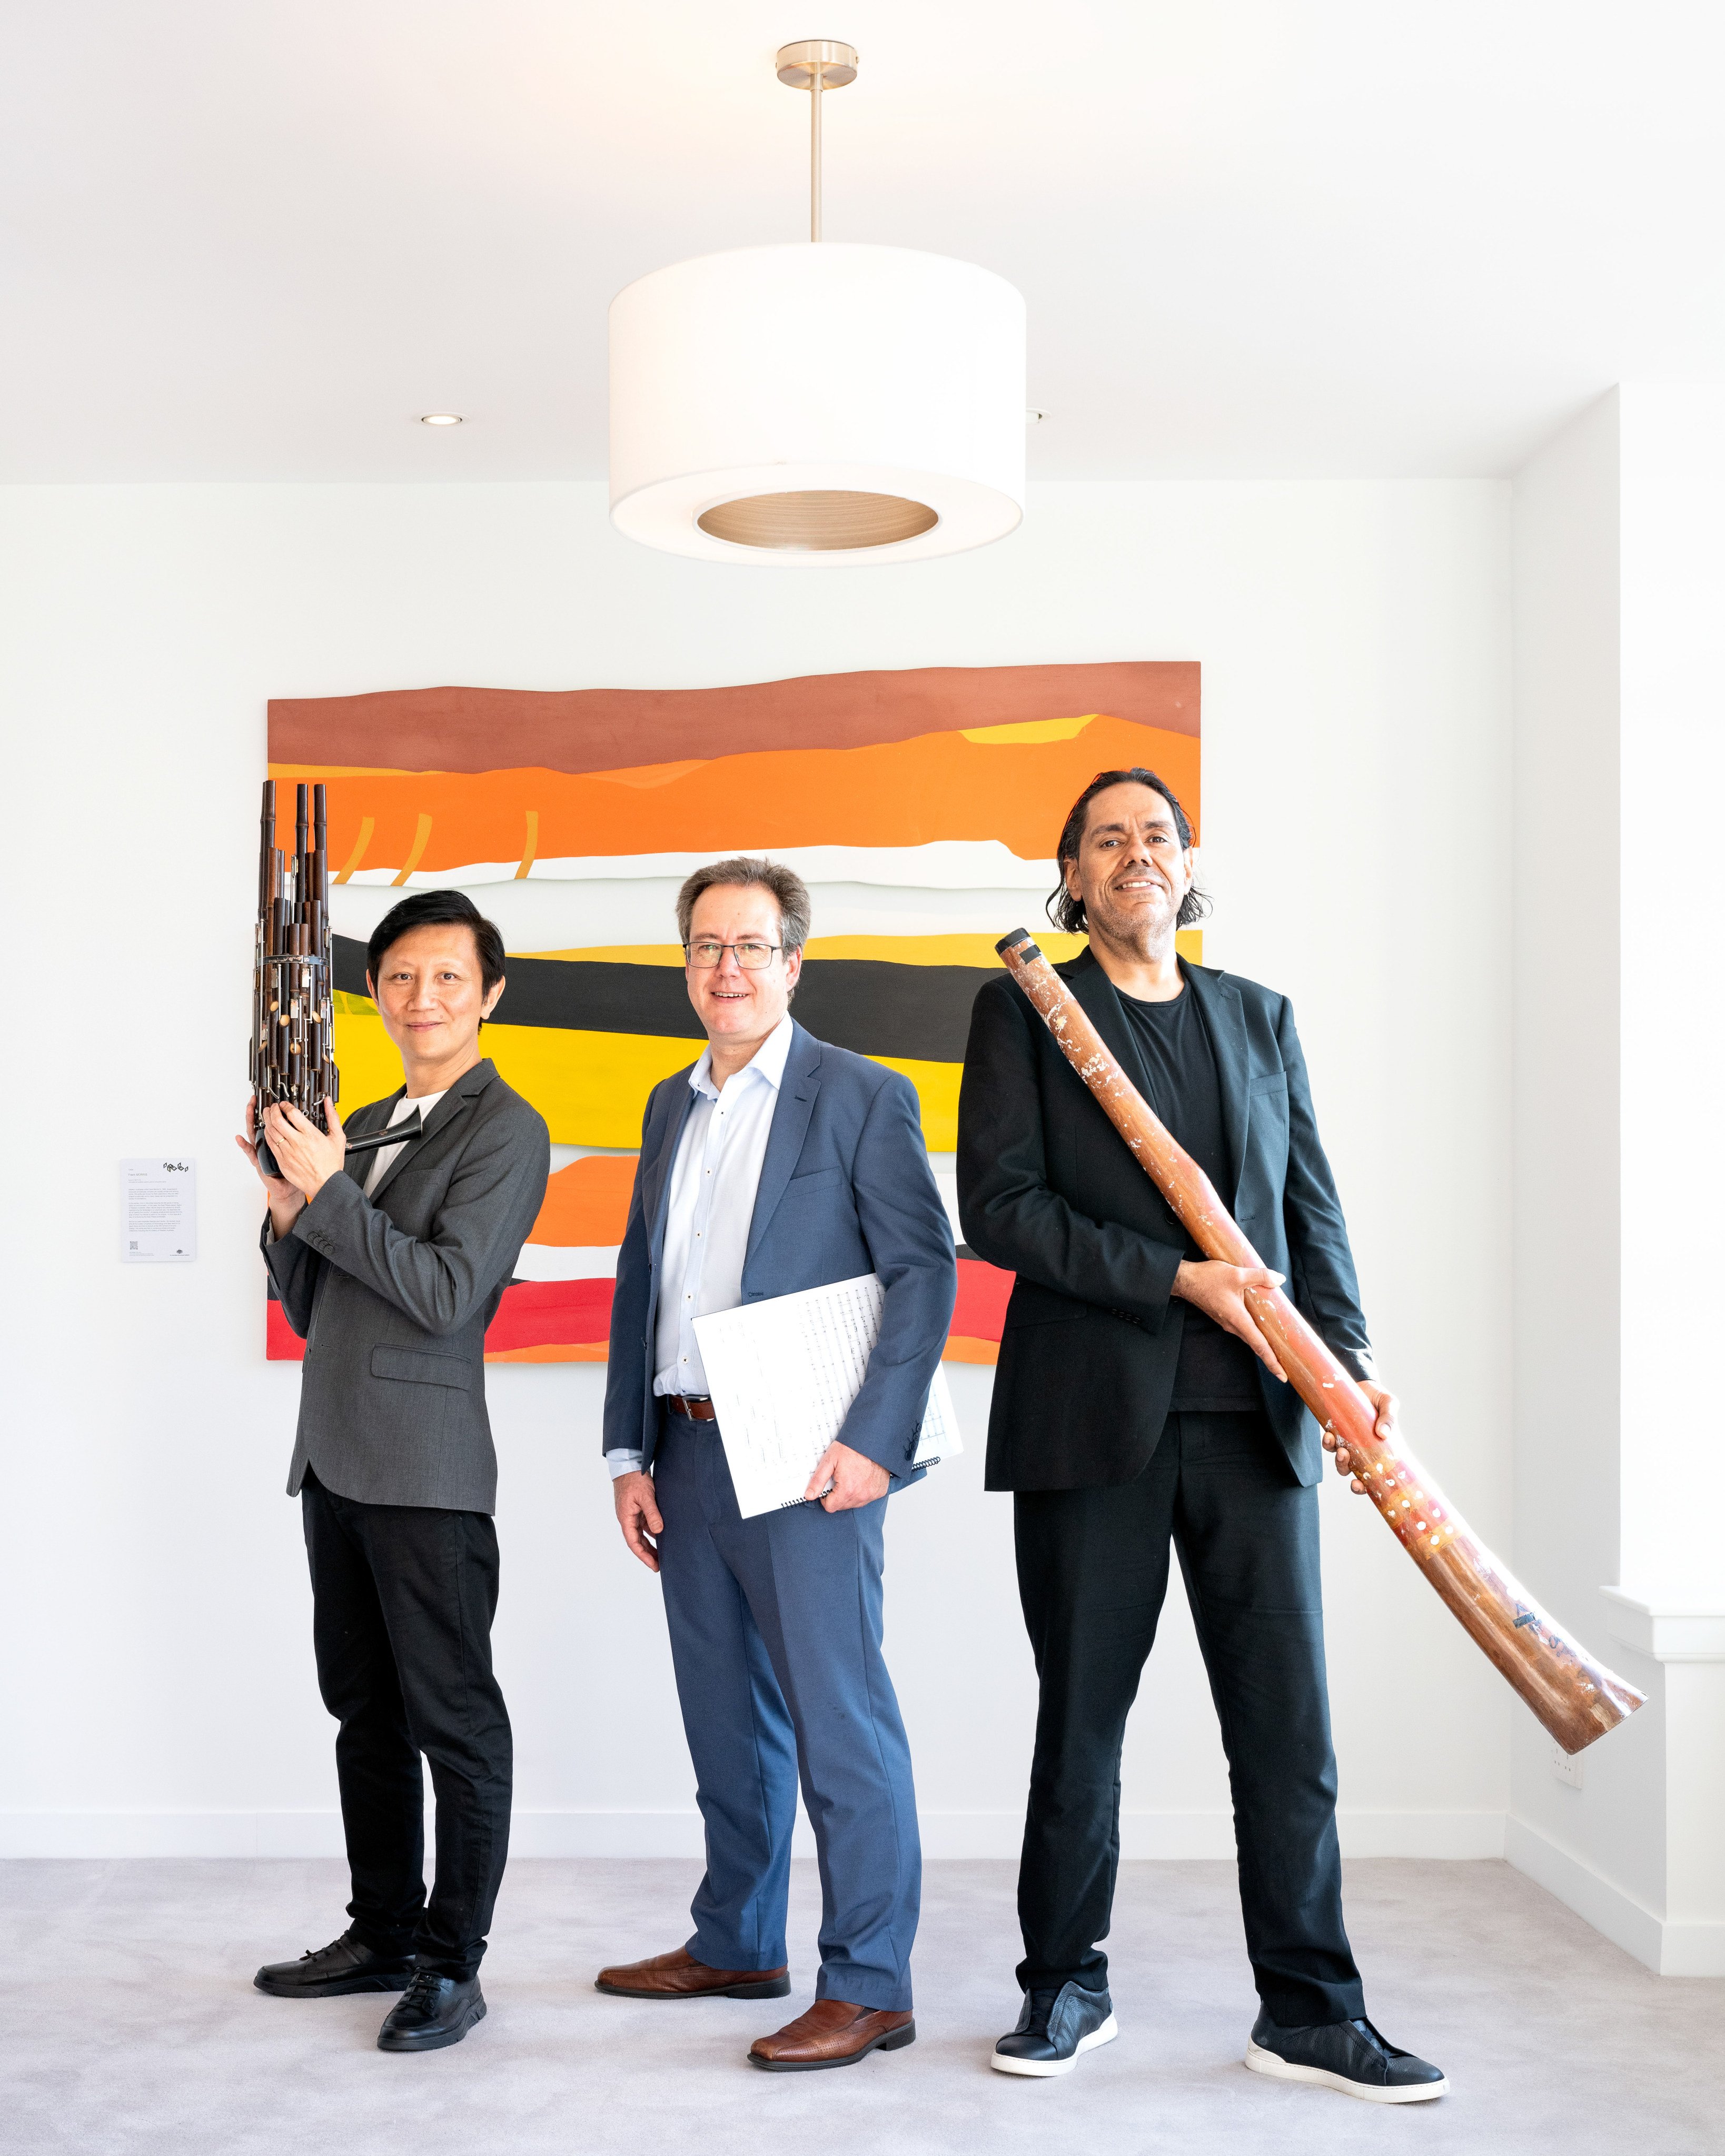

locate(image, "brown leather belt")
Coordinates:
664 1393 718 1422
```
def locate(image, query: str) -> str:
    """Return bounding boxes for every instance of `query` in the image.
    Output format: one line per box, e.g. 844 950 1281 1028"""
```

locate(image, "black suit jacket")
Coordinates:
263 1058 550 1514
956 950 1375 1492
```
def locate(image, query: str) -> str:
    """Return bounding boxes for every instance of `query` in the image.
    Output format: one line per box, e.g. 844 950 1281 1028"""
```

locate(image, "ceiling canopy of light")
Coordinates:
608 39 1027 568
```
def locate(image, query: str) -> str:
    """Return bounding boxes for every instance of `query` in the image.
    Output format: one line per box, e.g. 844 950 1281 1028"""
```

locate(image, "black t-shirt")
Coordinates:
1116 986 1263 1412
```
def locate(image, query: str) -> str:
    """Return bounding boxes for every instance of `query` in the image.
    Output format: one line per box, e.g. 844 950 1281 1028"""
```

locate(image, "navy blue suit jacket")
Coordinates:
958 950 1375 1492
603 1022 958 1481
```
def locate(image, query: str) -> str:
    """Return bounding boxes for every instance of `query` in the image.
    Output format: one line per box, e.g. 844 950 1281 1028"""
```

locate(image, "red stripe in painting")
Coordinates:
483 1277 614 1353
952 1257 1013 1342
269 1266 1005 1366
267 1301 306 1362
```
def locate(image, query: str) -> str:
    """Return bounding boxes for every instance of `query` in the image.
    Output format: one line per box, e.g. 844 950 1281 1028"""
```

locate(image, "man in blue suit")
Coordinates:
596 856 957 2073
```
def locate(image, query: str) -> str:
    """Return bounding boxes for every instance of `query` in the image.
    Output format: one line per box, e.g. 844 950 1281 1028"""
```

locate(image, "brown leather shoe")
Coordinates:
748 1998 916 2072
594 1946 790 2001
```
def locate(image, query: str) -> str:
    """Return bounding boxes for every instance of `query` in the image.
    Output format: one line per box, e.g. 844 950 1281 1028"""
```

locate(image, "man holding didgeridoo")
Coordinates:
238 889 548 2054
957 768 1446 2102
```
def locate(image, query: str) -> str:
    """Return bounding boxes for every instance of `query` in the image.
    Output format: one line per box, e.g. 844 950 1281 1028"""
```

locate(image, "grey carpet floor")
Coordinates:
2 1858 1720 2156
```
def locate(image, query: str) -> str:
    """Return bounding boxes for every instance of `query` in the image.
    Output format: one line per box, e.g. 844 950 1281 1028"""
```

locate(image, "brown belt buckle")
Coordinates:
668 1394 716 1422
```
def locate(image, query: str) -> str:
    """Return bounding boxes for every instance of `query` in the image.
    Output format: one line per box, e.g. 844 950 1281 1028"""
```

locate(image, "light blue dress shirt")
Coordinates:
605 1014 795 1478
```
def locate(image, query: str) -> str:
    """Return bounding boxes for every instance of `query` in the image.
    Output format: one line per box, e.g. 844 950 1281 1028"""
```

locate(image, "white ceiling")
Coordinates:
3 0 1721 482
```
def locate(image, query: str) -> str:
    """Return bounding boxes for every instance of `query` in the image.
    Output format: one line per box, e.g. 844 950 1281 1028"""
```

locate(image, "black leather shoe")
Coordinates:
254 1928 415 1999
1245 2009 1448 2102
992 1981 1118 2077
377 1970 487 2053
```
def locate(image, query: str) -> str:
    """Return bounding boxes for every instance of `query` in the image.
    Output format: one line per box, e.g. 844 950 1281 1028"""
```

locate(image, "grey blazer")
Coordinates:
262 1058 550 1514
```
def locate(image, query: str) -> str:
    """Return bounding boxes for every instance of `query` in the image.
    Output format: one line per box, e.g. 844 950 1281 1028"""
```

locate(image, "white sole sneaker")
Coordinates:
992 2013 1119 2077
1244 2039 1449 2103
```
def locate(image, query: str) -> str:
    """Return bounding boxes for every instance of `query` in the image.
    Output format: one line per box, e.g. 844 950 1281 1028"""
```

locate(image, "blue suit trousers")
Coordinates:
653 1411 921 2011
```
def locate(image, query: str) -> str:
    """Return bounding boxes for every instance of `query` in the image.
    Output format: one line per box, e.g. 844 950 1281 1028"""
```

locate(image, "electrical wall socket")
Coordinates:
1551 1745 1584 1790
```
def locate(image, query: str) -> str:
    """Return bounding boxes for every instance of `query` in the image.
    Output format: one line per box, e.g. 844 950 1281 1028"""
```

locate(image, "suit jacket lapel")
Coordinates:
366 1059 492 1206
745 1025 822 1268
1181 962 1250 1205
1065 949 1156 1101
341 1091 399 1192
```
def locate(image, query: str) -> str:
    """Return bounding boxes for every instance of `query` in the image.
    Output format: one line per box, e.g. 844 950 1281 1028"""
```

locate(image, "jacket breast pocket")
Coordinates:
370 1346 475 1390
787 1166 843 1191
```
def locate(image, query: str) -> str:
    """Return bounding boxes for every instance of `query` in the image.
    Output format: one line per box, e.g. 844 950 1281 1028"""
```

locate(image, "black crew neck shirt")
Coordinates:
1115 985 1264 1412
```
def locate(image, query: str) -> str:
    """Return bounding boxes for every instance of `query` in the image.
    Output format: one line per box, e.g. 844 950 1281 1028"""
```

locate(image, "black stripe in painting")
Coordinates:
334 937 988 1061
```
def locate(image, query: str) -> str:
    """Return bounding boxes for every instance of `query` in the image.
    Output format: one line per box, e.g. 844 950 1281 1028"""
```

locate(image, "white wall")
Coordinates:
1508 388 1725 1975
0 479 1513 1859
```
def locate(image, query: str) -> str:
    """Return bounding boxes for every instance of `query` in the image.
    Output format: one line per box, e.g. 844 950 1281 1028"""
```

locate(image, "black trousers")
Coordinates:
300 1469 513 1980
1013 1410 1365 2028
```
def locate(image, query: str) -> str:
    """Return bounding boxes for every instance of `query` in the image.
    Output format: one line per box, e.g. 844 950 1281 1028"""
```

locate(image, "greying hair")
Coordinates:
675 857 812 956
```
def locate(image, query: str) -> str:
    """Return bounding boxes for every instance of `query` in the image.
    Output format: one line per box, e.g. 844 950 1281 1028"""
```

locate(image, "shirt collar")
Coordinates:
689 1013 796 1102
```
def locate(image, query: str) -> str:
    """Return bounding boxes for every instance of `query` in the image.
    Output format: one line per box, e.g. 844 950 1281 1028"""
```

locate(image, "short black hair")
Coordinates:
1046 767 1211 936
365 890 507 1022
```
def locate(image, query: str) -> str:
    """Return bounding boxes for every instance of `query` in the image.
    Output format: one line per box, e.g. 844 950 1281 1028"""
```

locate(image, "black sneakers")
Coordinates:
377 1970 488 2053
992 1981 1119 2077
1245 2008 1448 2102
253 1928 415 1999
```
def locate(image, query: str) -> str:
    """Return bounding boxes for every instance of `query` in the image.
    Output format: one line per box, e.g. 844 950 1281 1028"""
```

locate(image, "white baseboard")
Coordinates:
0 1808 1505 1863
1505 1816 1725 1977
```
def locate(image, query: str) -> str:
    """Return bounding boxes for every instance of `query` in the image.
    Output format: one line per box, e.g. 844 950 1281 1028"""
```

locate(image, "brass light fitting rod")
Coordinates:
775 39 857 241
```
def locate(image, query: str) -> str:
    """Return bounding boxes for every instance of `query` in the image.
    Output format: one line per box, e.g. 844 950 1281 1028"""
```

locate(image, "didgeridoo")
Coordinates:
996 929 1643 1755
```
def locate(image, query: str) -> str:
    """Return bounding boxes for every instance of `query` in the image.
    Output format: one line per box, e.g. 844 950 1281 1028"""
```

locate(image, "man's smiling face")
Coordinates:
683 882 802 1048
1065 780 1194 956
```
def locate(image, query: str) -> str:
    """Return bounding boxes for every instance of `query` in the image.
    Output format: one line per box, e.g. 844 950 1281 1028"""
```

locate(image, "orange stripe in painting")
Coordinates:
334 816 374 885
527 1156 637 1246
486 1342 610 1362
296 717 1201 878
391 812 433 886
516 809 539 880
941 1337 1000 1364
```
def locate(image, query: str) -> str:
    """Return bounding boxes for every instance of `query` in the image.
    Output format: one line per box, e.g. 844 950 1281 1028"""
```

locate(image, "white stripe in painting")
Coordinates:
341 841 1057 892
511 1245 620 1283
330 879 1064 950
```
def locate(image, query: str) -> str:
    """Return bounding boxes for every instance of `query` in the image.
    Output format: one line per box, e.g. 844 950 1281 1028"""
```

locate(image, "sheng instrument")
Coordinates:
995 928 1643 1755
251 780 421 1174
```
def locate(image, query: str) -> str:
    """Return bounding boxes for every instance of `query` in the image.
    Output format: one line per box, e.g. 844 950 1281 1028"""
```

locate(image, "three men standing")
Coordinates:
597 858 957 2071
957 768 1445 2103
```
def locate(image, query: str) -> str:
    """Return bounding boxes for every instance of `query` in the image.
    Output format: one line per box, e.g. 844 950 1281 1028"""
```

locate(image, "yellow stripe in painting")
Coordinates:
960 714 1097 745
507 930 1198 970
334 816 374 884
865 1054 961 1152
391 813 433 886
331 1006 961 1151
507 935 1090 969
330 1010 696 1148
516 809 539 879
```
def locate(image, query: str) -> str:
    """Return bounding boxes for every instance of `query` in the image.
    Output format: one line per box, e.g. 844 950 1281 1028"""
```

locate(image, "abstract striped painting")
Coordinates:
264 661 1201 1365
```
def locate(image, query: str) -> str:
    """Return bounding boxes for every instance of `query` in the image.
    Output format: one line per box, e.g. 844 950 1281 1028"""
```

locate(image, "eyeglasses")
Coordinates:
685 939 782 970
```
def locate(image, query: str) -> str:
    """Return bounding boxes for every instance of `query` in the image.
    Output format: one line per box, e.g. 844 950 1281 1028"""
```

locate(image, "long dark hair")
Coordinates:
1046 767 1211 936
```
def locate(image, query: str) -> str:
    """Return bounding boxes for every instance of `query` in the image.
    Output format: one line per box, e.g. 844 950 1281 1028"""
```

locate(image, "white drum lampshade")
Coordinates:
609 241 1026 565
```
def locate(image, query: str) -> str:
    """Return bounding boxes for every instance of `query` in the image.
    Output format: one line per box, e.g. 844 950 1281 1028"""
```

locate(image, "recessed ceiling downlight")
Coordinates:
418 413 463 426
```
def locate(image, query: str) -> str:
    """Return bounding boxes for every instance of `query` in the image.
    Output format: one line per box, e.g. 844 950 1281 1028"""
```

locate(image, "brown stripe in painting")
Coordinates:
268 662 1198 776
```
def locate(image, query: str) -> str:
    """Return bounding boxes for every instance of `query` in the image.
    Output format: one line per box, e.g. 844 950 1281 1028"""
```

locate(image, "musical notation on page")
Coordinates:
692 1274 961 1519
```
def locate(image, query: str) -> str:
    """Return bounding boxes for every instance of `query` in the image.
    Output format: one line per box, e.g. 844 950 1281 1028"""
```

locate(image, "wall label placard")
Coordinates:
121 1158 197 1262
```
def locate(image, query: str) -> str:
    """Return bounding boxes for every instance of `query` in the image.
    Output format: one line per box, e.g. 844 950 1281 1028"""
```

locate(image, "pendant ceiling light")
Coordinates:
609 39 1026 567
